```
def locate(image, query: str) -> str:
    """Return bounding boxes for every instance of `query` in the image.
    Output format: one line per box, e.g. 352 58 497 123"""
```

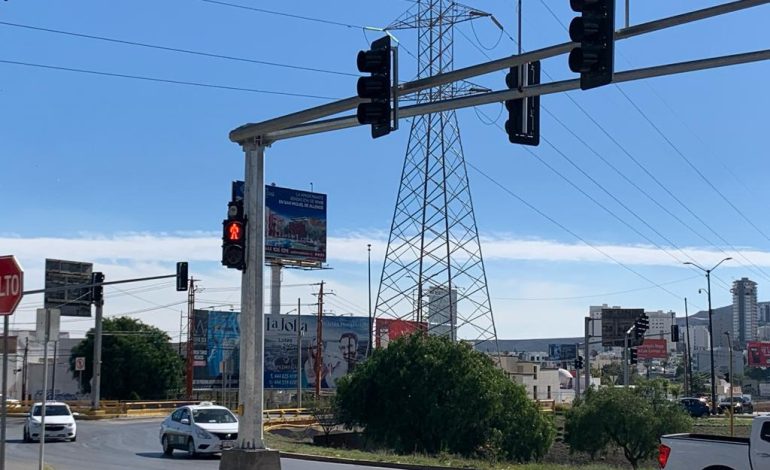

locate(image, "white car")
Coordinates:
159 402 238 457
23 401 78 442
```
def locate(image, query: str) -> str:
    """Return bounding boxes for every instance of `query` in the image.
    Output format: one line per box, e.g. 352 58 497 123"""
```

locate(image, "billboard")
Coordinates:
44 259 93 317
747 341 770 367
192 310 369 390
265 185 327 265
601 308 644 347
637 338 668 360
548 344 578 361
375 318 427 348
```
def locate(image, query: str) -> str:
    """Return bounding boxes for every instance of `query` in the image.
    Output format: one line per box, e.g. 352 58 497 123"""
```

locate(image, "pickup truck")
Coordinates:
658 415 770 469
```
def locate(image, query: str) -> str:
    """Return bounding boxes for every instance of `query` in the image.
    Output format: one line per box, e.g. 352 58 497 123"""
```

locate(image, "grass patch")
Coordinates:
265 431 653 469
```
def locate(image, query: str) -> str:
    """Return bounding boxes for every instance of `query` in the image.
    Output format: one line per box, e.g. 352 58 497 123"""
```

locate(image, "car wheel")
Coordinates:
187 437 197 458
23 427 30 443
70 434 77 442
162 435 173 456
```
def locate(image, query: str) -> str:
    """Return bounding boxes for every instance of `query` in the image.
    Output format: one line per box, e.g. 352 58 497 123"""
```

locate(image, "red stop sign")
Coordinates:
0 256 23 315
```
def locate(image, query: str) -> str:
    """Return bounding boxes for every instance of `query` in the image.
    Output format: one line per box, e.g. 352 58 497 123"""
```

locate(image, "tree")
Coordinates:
334 334 554 463
565 380 691 469
69 317 183 400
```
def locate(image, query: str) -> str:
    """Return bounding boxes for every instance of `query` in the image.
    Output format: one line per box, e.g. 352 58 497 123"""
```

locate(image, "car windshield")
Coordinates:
192 408 237 424
32 405 70 416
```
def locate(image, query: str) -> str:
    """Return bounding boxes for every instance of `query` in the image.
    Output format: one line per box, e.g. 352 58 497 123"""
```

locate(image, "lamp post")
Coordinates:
724 331 734 437
367 244 373 354
684 257 731 415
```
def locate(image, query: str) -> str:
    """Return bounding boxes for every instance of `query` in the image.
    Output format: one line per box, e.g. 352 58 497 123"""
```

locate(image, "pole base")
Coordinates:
219 448 281 470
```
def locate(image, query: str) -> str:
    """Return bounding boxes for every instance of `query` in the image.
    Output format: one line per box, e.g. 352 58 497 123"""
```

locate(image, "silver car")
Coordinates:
159 402 239 457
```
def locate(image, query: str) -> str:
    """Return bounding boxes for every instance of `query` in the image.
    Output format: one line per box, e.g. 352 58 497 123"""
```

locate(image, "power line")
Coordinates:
615 85 770 245
201 0 366 29
0 20 358 78
0 59 339 100
531 0 770 283
494 274 701 301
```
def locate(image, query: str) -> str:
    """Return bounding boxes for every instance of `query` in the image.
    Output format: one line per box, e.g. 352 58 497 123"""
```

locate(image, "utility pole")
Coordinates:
91 278 104 410
584 317 591 392
367 244 372 354
315 282 324 401
684 298 692 396
186 277 196 400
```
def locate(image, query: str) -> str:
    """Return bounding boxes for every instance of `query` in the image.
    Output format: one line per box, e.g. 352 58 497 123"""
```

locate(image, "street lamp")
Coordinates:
683 257 732 415
367 244 373 354
724 331 734 437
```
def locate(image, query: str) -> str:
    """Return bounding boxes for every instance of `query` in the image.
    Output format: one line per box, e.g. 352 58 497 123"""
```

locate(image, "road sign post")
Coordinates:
0 255 22 470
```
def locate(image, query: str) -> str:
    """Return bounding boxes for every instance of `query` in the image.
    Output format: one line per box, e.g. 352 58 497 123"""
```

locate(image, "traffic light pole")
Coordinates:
92 299 103 410
229 0 770 144
220 142 280 470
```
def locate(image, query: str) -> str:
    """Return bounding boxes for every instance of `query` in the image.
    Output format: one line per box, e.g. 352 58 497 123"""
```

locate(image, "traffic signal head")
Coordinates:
356 35 393 139
504 62 541 146
574 355 584 370
176 262 189 292
671 324 680 343
568 0 615 90
222 200 246 270
629 347 638 365
91 272 105 305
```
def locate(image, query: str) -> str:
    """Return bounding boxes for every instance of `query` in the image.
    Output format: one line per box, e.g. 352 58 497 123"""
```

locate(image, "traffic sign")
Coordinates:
75 356 86 372
0 255 23 315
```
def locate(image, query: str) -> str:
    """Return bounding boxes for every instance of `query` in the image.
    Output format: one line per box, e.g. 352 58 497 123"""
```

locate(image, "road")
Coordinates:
3 418 391 470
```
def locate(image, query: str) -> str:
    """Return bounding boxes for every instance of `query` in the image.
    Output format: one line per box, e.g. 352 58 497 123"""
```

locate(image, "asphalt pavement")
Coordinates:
3 418 396 470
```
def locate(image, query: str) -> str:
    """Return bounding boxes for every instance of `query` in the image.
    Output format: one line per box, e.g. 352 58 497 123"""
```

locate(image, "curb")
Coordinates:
279 451 477 470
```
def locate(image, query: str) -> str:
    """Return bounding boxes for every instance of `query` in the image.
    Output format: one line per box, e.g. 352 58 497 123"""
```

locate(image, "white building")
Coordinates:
426 286 457 341
686 325 710 351
758 325 770 341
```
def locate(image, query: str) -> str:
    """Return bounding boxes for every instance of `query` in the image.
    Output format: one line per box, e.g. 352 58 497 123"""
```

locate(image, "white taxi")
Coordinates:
159 402 238 457
23 401 78 442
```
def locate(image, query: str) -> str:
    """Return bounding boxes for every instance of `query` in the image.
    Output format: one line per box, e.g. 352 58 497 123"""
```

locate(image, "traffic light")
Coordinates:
574 355 584 370
504 61 540 146
671 324 680 343
634 313 650 339
176 262 189 292
91 272 105 305
568 0 615 90
629 347 638 365
356 35 393 139
724 372 730 383
222 200 246 270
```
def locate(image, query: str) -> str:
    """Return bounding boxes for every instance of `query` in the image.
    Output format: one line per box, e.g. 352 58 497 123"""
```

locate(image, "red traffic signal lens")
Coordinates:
226 221 243 241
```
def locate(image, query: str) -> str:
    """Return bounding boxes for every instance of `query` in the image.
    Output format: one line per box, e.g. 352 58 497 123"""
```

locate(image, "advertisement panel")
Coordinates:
748 341 770 367
637 338 668 360
265 185 327 265
192 310 369 390
601 308 645 347
375 319 426 348
549 344 577 361
44 259 93 317
192 310 240 390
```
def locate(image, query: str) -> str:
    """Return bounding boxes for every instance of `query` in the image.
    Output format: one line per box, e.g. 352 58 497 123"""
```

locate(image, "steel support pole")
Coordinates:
50 341 57 400
237 142 266 449
1 316 9 470
92 301 103 410
367 244 372 354
707 270 717 415
297 297 301 408
38 309 50 470
270 263 281 315
624 333 629 387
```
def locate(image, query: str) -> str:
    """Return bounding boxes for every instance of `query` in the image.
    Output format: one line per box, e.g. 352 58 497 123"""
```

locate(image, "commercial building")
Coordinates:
645 310 676 353
732 277 758 346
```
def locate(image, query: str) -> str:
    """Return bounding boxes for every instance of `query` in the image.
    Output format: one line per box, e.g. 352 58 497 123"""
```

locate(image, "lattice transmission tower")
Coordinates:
374 0 499 351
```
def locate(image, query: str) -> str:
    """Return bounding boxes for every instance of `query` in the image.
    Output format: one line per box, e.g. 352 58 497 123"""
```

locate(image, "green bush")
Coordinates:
334 334 554 462
565 380 692 469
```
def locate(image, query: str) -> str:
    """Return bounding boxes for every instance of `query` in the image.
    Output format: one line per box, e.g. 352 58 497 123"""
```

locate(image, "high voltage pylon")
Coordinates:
374 0 499 351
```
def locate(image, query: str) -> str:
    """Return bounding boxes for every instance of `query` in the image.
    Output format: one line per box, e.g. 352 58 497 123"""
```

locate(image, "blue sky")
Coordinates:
2 1 769 341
